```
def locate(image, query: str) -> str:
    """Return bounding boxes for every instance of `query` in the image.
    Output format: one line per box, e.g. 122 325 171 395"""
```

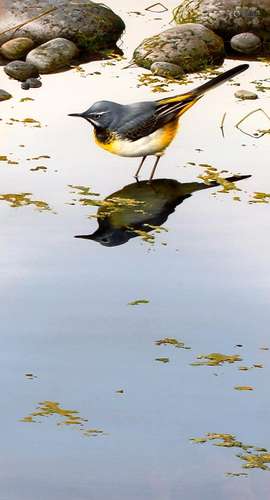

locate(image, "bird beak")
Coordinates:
68 113 84 118
68 112 93 125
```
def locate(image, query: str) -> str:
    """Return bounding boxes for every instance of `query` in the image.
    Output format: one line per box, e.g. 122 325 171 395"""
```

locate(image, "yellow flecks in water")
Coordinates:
131 228 155 243
72 65 87 76
137 71 190 93
249 192 270 204
89 196 145 218
191 432 270 473
7 117 41 127
30 166 47 172
129 224 168 245
198 164 241 194
238 364 263 371
191 353 242 367
0 193 51 211
128 299 149 306
0 155 19 165
155 357 169 363
21 415 35 423
155 338 191 349
234 385 254 391
27 155 51 161
240 453 270 470
20 97 34 102
20 401 105 438
68 184 100 197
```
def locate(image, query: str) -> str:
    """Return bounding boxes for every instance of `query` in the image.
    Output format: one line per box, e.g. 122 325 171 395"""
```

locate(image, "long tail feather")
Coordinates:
192 64 249 96
158 64 249 107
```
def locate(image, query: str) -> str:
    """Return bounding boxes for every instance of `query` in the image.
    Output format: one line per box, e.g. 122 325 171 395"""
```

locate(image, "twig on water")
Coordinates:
0 6 57 39
220 112 227 138
235 108 270 138
145 3 168 13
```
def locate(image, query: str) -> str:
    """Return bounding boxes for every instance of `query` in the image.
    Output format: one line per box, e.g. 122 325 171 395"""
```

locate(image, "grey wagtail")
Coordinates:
69 64 249 180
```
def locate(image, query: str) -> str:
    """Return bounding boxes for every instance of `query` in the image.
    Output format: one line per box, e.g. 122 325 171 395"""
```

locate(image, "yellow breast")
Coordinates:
94 119 179 158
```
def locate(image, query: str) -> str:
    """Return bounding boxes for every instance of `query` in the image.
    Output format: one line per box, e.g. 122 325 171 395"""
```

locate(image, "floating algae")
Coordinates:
20 401 105 438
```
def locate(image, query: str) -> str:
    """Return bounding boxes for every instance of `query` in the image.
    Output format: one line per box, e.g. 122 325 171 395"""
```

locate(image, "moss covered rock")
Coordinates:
173 0 270 48
133 24 224 73
0 1 125 52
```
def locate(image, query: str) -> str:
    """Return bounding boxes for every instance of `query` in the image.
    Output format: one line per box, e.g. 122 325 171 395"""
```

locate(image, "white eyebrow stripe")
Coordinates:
90 111 109 115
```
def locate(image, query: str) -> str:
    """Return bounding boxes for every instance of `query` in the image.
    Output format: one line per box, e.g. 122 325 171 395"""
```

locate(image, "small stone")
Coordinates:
235 89 258 100
26 38 79 74
0 89 12 101
26 78 42 88
0 37 34 60
4 60 39 81
21 82 30 90
230 33 262 54
150 61 184 78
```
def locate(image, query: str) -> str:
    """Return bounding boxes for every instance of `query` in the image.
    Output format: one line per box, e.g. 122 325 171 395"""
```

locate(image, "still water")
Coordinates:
0 1 270 499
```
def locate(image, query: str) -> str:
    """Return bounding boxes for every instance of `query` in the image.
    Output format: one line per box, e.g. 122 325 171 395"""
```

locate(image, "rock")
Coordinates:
235 89 258 100
0 89 12 101
0 1 125 52
4 60 39 81
230 33 262 54
26 78 42 88
150 61 184 78
21 82 30 90
0 37 34 60
173 1 270 43
26 38 79 73
133 24 224 72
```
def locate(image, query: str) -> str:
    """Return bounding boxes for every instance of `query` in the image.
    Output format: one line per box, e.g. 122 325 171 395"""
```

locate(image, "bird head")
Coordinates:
69 101 118 129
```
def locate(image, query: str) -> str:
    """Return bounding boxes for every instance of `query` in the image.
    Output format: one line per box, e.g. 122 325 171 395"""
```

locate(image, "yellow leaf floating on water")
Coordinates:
155 338 191 349
0 193 51 212
8 117 41 127
234 385 254 391
249 192 270 204
20 400 105 438
191 432 270 473
191 353 242 367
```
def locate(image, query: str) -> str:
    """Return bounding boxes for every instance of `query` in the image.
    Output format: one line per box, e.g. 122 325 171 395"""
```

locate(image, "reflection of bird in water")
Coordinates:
69 64 249 180
75 175 250 247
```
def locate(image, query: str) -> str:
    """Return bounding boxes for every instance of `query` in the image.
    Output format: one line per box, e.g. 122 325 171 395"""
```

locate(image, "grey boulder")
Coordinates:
0 1 125 51
134 24 224 72
4 60 39 81
173 0 270 42
230 33 262 54
26 38 79 73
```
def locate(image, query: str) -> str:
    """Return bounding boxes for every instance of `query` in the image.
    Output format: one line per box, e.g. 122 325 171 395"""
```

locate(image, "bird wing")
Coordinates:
116 93 200 142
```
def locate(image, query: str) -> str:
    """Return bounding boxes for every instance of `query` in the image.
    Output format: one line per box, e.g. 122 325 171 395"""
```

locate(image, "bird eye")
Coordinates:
95 113 101 119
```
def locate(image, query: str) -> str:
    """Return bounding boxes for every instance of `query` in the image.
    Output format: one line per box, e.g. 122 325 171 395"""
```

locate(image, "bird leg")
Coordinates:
149 156 161 181
134 156 146 179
